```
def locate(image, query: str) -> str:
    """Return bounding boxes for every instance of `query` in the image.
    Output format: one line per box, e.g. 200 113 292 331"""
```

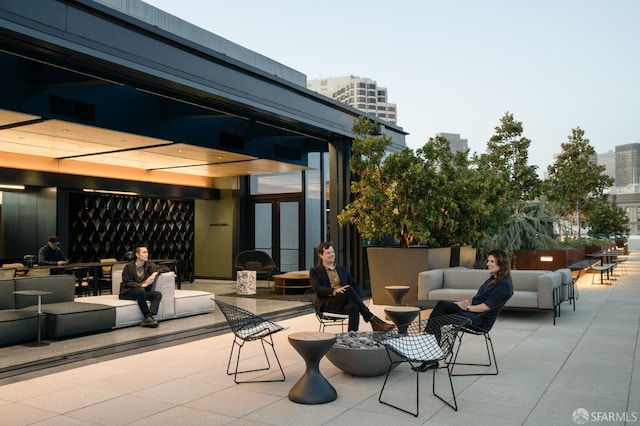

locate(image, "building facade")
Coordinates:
597 144 640 235
436 133 469 153
0 0 407 284
307 76 398 125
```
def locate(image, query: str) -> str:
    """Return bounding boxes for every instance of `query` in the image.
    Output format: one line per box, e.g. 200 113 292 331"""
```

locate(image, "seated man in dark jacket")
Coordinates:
309 242 393 332
120 245 169 328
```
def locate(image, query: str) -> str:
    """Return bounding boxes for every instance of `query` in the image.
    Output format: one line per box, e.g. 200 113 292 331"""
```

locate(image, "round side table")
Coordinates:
384 306 420 334
288 331 337 404
384 285 410 306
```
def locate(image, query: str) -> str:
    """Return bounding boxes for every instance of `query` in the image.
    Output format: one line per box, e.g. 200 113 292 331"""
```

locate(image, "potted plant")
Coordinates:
338 117 503 304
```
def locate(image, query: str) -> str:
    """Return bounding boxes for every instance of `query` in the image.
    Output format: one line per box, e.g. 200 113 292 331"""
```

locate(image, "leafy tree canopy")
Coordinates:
545 127 614 237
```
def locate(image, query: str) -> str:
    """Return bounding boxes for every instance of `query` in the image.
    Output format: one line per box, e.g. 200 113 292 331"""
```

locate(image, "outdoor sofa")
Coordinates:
417 267 567 323
0 269 215 346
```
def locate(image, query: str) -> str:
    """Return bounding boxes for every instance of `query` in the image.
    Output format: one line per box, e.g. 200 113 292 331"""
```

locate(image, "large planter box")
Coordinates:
584 244 615 255
367 247 451 306
513 248 583 270
450 246 476 268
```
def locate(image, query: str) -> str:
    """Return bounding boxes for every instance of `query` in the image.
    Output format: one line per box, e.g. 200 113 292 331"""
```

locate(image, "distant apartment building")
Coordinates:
436 133 469 153
307 76 397 125
614 144 640 190
597 143 640 234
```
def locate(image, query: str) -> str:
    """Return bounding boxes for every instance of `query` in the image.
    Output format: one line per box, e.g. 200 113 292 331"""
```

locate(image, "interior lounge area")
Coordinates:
0 0 407 366
0 0 407 284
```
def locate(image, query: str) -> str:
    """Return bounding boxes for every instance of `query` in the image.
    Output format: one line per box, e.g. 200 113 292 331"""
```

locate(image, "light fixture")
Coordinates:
540 256 554 262
0 184 25 190
83 189 138 196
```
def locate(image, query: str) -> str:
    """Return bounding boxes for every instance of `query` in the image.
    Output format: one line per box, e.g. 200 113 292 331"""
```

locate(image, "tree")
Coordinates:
583 197 630 237
338 117 506 248
483 112 542 210
545 127 614 238
479 200 558 260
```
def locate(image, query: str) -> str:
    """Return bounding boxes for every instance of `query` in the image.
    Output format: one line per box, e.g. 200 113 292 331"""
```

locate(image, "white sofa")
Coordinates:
75 266 215 328
417 267 564 323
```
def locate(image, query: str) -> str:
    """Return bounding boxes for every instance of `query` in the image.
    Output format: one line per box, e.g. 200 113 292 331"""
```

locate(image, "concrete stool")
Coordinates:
384 306 420 334
384 285 410 306
288 331 337 404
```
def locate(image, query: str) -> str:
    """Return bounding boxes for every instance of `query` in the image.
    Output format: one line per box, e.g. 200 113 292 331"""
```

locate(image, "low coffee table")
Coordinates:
272 271 310 295
288 331 337 404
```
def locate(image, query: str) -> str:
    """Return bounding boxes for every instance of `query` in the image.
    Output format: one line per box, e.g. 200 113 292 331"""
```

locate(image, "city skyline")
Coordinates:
142 0 639 176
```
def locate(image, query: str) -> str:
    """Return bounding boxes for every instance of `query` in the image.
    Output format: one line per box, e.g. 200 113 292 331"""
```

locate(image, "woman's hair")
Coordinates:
488 248 512 286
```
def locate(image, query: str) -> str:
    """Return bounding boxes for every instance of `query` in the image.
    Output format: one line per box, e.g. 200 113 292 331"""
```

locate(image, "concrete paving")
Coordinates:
0 255 638 425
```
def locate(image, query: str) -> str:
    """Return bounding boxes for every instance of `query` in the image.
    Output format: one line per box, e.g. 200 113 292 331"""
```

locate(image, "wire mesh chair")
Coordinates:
449 301 509 377
214 300 288 384
301 289 349 332
378 314 471 416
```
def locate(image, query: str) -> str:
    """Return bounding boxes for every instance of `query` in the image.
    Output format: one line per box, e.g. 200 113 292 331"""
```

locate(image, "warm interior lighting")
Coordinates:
0 184 25 190
83 188 138 196
540 256 554 262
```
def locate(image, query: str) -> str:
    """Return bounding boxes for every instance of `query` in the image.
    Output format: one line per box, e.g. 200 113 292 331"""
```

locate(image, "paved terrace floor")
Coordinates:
0 255 638 425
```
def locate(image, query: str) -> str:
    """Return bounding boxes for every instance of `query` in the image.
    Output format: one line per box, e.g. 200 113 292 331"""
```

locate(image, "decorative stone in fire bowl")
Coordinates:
325 331 400 377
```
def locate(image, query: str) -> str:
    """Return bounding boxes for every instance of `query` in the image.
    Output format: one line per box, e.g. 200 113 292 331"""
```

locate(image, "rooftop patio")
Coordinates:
0 255 638 425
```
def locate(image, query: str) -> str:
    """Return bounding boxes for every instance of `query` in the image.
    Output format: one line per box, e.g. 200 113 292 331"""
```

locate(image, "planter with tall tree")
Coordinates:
338 117 505 305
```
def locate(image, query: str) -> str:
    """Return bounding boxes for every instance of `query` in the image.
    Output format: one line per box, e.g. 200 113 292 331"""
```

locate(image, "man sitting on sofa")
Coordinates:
120 245 169 328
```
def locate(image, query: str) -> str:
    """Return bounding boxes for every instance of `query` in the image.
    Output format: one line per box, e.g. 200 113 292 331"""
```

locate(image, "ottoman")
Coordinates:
0 310 40 346
26 302 116 338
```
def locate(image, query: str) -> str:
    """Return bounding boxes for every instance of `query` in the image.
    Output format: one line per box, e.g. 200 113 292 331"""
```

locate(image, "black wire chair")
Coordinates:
449 301 509 376
301 289 349 332
378 314 471 416
214 300 288 384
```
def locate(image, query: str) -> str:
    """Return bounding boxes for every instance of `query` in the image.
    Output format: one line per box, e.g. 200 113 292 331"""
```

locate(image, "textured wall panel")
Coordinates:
68 193 194 282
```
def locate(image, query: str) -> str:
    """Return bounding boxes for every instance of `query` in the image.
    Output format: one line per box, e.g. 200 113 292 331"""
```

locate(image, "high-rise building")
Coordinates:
614 144 640 189
307 76 397 124
436 133 468 153
597 150 616 182
596 144 640 234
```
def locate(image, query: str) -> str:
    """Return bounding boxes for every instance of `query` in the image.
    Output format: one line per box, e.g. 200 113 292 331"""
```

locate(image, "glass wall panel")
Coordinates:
254 202 272 257
279 201 299 271
323 152 330 243
305 153 321 269
250 173 301 195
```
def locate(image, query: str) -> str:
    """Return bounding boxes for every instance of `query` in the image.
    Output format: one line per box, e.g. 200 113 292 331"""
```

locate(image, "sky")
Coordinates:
142 0 639 175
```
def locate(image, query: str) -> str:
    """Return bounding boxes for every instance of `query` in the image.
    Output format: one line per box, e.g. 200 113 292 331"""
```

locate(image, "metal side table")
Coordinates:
13 290 52 346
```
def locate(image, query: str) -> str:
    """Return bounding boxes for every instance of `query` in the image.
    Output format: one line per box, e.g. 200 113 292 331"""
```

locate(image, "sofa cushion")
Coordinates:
555 268 573 301
173 290 215 317
25 302 116 338
428 289 477 302
443 269 491 290
0 310 40 346
14 275 76 307
506 292 538 308
75 296 155 328
0 279 16 309
510 270 550 292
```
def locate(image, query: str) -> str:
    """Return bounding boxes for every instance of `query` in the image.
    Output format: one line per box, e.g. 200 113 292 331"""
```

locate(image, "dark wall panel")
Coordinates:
1 188 56 259
68 192 194 282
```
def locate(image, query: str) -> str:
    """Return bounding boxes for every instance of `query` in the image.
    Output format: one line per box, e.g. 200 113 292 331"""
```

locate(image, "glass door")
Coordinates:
253 198 301 272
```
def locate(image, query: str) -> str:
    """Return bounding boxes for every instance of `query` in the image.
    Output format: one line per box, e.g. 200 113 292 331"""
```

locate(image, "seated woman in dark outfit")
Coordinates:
418 248 513 371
